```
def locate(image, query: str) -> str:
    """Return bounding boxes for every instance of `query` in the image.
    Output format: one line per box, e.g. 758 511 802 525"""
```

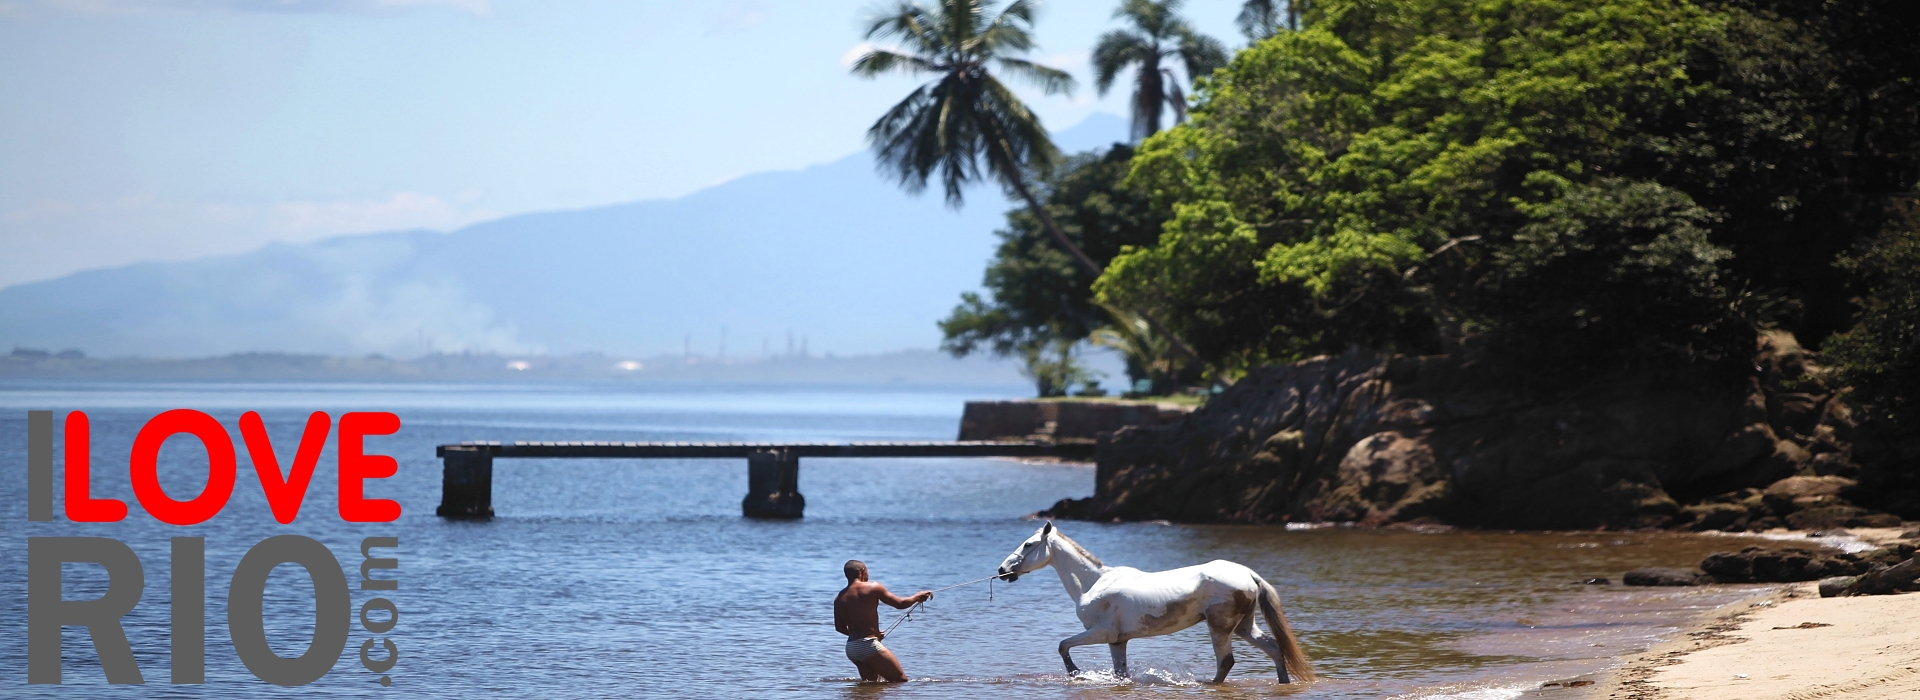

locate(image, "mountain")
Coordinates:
0 113 1130 359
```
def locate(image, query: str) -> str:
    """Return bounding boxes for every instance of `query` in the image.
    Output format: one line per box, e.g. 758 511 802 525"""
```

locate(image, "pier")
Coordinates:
434 440 1096 519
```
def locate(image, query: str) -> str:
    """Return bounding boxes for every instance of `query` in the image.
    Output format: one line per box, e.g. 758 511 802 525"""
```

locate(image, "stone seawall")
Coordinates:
958 400 1191 442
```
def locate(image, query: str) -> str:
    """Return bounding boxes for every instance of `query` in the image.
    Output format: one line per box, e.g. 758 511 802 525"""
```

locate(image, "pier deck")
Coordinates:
433 440 1095 520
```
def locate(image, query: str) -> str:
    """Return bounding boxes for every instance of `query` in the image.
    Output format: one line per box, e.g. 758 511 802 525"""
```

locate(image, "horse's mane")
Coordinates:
1050 531 1105 567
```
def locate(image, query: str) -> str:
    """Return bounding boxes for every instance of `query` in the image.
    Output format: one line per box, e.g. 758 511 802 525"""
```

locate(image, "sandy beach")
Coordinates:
1598 529 1920 700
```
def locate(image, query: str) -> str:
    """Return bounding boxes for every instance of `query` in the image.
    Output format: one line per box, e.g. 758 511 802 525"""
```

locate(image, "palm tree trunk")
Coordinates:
995 152 1203 366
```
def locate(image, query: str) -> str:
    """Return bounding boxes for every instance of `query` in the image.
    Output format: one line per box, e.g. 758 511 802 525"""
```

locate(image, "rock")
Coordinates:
1855 544 1917 568
1624 567 1710 586
1681 502 1751 532
1807 528 1853 538
1786 505 1902 530
1765 475 1858 501
1834 556 1920 596
1818 576 1857 598
1058 331 1920 528
1035 497 1090 520
1581 577 1611 585
1901 528 1920 540
1700 546 1867 582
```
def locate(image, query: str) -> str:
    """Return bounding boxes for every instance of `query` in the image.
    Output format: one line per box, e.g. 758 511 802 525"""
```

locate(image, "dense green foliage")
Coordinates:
1095 0 1919 379
939 146 1175 393
1827 210 1920 428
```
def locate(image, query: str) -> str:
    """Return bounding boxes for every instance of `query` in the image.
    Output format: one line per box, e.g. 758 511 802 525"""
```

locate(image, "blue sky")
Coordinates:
0 0 1252 289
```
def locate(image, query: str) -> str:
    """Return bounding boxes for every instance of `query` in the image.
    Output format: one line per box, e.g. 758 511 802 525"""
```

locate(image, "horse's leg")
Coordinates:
1057 628 1115 677
1206 618 1237 683
1108 640 1129 679
1235 611 1287 683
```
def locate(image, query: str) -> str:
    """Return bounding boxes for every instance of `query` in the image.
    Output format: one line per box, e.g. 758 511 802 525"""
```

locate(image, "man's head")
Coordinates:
844 560 868 583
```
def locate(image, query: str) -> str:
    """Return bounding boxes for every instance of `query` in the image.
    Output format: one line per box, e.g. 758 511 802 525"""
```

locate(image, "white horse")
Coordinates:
997 521 1314 684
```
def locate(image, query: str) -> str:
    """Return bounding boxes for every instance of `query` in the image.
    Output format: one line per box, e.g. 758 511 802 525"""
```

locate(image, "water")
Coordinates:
0 381 1778 698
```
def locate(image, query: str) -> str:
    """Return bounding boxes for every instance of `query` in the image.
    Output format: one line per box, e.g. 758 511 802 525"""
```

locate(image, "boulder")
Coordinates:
1624 567 1710 586
1699 546 1868 582
1765 475 1857 501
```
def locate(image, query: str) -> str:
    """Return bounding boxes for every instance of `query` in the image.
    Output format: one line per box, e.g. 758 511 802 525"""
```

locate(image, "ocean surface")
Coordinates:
0 381 1778 698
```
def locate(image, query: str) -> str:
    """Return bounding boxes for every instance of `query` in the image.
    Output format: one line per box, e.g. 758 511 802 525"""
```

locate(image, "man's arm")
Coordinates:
874 584 933 610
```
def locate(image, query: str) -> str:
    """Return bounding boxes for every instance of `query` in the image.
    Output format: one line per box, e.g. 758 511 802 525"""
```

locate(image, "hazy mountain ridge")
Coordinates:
0 347 1035 385
0 114 1129 360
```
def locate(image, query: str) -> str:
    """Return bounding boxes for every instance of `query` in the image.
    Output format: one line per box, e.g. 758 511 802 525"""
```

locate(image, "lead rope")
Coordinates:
882 573 1003 637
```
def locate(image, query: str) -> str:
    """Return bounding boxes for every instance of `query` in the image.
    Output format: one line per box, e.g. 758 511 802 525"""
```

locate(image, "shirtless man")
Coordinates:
833 560 932 682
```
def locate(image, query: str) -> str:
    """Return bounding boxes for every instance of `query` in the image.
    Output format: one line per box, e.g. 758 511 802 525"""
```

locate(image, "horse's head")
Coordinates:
997 520 1056 583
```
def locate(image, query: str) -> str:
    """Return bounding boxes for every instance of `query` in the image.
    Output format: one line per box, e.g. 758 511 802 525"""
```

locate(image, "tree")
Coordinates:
1235 0 1301 39
850 0 1103 276
1827 207 1920 429
1098 0 1919 379
1092 0 1227 141
939 146 1175 393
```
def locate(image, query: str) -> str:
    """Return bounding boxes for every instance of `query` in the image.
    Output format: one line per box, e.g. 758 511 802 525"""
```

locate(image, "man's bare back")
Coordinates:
833 560 931 682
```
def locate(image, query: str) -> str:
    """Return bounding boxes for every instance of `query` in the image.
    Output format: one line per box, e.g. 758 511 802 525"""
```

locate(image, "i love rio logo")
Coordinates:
21 409 403 687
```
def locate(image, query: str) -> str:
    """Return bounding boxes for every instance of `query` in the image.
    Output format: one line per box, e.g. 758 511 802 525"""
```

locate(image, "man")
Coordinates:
833 559 932 682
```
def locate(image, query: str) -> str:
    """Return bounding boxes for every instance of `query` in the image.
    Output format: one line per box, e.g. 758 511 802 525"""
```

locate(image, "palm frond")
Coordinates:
1236 0 1280 39
864 1 939 53
851 48 941 78
1175 29 1227 81
1091 30 1153 96
994 57 1075 96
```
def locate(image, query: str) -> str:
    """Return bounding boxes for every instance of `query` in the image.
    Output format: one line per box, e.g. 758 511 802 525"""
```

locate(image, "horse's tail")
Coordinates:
1252 572 1315 683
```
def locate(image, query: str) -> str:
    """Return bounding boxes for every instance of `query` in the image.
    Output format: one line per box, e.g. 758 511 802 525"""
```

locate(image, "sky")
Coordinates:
0 0 1254 289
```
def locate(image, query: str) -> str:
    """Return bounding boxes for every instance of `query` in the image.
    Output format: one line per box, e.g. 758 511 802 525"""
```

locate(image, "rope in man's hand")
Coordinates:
881 573 1004 637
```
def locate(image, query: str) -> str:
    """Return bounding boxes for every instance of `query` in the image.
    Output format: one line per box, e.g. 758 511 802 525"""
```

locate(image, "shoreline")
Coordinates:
1579 527 1919 700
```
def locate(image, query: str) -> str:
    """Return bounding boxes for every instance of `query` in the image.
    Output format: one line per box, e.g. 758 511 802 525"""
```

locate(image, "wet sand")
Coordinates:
1597 528 1920 700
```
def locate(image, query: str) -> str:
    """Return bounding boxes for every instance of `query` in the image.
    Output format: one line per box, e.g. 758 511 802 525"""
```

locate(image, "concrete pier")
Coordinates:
432 440 1095 520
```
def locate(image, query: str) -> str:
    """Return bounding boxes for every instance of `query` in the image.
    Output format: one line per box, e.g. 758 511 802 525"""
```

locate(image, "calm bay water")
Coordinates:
0 381 1774 698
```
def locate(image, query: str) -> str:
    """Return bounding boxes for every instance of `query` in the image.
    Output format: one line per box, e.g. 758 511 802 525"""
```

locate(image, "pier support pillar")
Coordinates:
742 449 804 519
436 446 494 519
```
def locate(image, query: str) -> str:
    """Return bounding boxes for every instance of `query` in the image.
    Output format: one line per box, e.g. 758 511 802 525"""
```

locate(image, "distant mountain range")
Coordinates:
0 347 1037 386
0 113 1130 360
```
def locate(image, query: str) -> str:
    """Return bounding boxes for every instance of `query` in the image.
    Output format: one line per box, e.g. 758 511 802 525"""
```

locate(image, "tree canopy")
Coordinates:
1096 0 1920 379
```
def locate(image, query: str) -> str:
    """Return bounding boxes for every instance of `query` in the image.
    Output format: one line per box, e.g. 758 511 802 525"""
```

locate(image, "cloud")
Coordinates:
268 191 496 239
25 0 491 16
704 1 764 34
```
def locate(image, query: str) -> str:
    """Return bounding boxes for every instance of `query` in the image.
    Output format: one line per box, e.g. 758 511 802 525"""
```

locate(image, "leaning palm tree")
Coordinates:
852 0 1201 362
1092 0 1226 141
850 0 1105 274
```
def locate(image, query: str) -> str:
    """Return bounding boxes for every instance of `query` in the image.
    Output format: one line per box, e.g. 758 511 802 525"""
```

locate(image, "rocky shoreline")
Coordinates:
1041 332 1918 532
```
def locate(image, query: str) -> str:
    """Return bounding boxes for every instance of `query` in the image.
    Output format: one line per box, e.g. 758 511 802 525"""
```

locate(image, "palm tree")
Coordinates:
1236 0 1301 39
1092 0 1226 141
850 0 1105 274
852 0 1202 364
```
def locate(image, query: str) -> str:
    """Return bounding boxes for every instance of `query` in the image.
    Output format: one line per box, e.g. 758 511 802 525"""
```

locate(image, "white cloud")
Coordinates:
269 191 495 238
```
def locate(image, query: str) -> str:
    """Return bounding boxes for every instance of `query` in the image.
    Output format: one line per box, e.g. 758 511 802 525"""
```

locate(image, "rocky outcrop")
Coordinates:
1042 331 1909 530
1697 545 1913 582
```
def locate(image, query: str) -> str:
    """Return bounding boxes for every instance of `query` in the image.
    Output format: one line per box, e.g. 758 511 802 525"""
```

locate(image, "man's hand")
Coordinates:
874 631 885 640
914 591 933 603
